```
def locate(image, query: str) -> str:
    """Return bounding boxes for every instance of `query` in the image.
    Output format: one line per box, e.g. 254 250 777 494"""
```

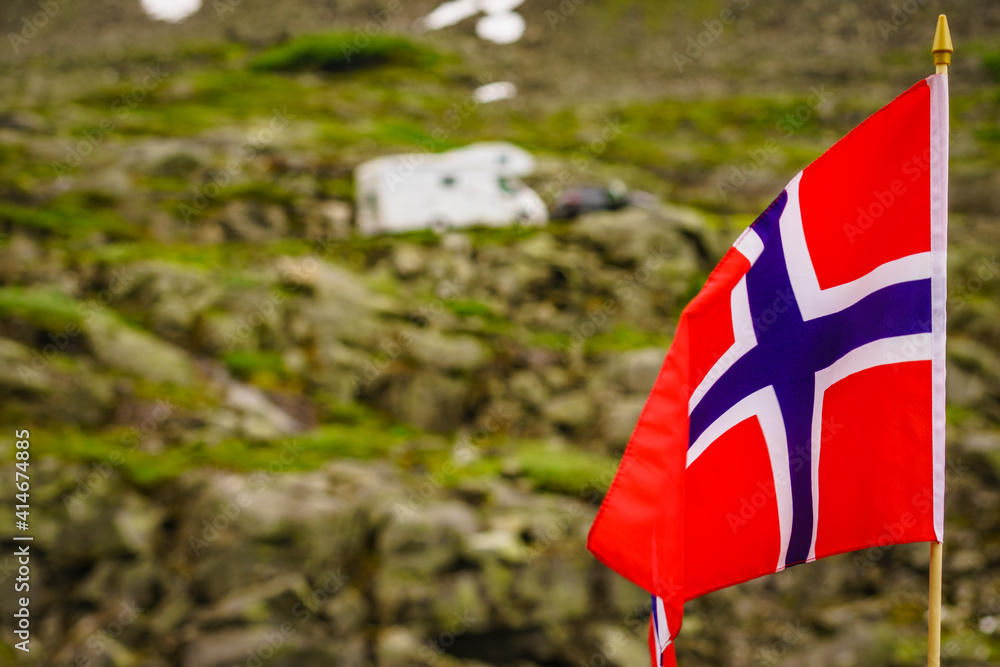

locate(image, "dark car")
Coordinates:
550 180 659 219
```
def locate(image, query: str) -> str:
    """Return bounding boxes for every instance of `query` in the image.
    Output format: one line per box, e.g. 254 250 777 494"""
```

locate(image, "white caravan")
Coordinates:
354 142 548 235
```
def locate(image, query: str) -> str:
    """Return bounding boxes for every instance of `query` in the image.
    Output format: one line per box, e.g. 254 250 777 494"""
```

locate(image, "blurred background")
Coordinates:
0 0 998 665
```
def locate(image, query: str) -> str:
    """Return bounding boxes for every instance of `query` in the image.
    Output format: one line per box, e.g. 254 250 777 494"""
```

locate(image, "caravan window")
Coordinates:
442 175 457 187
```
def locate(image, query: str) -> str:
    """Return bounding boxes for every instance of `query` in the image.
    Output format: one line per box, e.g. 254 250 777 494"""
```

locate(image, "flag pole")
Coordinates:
928 13 952 667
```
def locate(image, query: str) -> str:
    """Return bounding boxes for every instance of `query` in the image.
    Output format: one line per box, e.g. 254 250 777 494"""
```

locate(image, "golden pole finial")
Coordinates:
932 14 953 74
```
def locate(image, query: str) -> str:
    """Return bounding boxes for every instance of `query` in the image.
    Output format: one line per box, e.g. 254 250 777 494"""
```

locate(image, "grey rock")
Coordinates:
466 529 525 563
325 586 368 637
509 370 550 408
113 493 164 556
85 315 196 386
543 390 595 430
277 256 395 312
379 501 479 575
601 395 646 446
216 200 289 242
224 381 300 439
123 261 221 342
391 244 426 278
441 232 473 256
606 347 667 393
0 336 52 391
181 626 298 667
574 205 698 267
375 372 469 432
197 572 315 625
407 330 492 373
376 627 423 667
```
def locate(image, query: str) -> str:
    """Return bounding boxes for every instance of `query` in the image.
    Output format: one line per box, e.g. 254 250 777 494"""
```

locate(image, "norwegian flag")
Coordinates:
588 74 949 666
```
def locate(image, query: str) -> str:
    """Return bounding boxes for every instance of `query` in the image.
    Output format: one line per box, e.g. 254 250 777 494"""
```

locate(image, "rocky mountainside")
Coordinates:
0 1 998 665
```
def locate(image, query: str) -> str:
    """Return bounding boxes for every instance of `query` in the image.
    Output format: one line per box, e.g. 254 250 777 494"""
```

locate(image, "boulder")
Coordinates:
601 395 646 447
543 390 595 431
113 492 165 556
122 261 221 343
508 370 550 410
216 200 289 242
391 244 426 278
223 381 300 439
605 347 667 394
379 501 479 576
573 205 701 267
0 339 116 428
181 626 297 667
85 315 197 386
197 572 316 625
407 330 492 373
374 372 470 433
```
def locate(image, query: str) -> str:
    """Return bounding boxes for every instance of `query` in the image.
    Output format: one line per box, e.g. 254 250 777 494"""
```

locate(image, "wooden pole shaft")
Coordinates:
928 541 944 666
928 14 951 667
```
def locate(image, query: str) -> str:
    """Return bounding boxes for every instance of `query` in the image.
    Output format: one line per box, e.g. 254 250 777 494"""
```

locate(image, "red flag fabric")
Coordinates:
588 74 949 665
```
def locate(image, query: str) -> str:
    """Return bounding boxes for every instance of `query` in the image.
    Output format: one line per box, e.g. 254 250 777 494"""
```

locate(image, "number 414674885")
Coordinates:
15 430 29 516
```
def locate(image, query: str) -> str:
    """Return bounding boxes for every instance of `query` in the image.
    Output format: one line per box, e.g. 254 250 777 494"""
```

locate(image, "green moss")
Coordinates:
0 287 85 331
0 639 15 663
222 350 287 382
527 331 572 351
0 199 138 241
946 404 979 426
983 50 1000 83
217 182 297 207
131 377 218 412
516 443 617 495
38 417 419 487
583 323 671 355
250 33 445 74
446 300 496 318
79 239 316 270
